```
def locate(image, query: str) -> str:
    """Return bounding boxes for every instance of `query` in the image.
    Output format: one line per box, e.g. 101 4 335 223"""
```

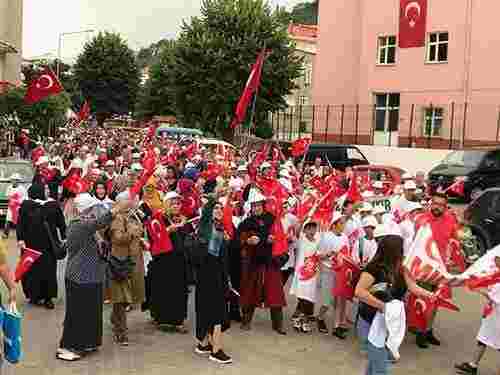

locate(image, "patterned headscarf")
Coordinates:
143 176 163 211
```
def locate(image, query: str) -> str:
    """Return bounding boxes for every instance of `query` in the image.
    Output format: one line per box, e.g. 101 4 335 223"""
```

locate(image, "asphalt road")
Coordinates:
1 233 498 375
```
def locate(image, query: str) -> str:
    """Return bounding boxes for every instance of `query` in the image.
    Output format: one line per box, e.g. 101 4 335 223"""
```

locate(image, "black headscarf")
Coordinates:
28 183 46 201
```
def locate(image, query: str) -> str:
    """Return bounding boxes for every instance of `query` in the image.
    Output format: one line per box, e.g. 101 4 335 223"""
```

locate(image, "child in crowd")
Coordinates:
290 221 320 333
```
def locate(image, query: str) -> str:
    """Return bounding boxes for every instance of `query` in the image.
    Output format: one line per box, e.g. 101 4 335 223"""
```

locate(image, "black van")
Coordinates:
288 143 369 171
428 149 500 202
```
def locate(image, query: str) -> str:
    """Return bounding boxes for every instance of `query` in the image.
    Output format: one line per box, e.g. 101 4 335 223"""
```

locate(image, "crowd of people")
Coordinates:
1 125 498 374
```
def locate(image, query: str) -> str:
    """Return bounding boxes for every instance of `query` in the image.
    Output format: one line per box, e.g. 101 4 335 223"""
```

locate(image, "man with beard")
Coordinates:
236 191 287 335
414 191 460 349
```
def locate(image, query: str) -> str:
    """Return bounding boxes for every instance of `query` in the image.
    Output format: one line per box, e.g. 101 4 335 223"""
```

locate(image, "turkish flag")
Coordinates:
271 216 288 256
406 293 433 331
291 138 312 158
15 248 42 282
77 100 91 123
145 211 173 256
299 254 321 281
346 176 362 203
230 50 266 129
24 68 63 104
222 194 235 240
332 251 361 301
399 0 427 48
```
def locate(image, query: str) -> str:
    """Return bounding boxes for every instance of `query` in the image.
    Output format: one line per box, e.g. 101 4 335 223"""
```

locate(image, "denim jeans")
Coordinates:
357 318 370 353
366 340 389 375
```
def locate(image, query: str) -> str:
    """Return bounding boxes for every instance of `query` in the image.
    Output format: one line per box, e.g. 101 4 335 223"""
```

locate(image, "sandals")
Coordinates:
56 348 81 361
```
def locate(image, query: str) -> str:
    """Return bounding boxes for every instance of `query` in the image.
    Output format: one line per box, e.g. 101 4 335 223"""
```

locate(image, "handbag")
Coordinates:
3 302 21 364
43 220 66 260
107 255 136 282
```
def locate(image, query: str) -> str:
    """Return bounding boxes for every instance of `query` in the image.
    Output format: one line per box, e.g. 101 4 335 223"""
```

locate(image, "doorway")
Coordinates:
374 93 400 146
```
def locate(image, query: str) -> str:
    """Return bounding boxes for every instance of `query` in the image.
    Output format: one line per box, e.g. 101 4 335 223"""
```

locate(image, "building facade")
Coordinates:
313 0 500 148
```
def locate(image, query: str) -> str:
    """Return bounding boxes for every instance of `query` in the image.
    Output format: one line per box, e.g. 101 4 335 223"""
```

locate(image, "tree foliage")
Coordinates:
73 31 140 125
0 87 71 136
136 39 176 70
135 40 177 120
171 0 303 139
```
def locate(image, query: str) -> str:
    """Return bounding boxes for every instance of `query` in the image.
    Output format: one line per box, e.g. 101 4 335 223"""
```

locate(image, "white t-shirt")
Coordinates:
317 232 350 270
353 236 378 266
281 213 299 270
399 219 416 257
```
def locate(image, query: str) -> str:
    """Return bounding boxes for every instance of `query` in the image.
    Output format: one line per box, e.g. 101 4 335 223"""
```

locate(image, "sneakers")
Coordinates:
317 319 328 334
209 350 233 364
301 320 312 333
114 334 129 346
426 330 441 346
195 343 213 355
56 348 81 361
455 362 478 375
293 315 303 331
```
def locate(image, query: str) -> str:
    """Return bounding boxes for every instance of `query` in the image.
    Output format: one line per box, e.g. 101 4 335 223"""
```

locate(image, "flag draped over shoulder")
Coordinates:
229 50 266 129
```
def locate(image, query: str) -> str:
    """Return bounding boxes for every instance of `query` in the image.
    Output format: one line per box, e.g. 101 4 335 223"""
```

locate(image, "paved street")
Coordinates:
0 235 497 375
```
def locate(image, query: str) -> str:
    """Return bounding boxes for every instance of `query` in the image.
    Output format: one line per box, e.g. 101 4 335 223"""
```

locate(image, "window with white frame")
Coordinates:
298 95 308 106
424 107 444 136
304 64 312 88
427 32 448 63
377 36 397 65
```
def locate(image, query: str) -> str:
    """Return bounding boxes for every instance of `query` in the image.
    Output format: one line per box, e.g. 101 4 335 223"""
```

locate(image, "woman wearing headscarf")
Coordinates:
92 179 114 209
194 197 232 364
177 178 200 219
16 183 66 309
147 191 192 333
108 194 146 346
56 194 131 361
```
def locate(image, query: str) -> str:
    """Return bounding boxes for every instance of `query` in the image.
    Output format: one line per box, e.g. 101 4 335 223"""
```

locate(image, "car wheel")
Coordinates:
465 230 488 263
470 187 484 202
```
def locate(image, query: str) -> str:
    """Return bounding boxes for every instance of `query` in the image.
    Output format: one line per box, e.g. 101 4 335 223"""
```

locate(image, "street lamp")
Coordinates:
57 29 94 78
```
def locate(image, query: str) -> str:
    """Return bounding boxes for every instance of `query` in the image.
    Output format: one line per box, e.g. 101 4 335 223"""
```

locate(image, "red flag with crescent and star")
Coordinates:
24 68 63 104
15 247 42 282
399 0 427 48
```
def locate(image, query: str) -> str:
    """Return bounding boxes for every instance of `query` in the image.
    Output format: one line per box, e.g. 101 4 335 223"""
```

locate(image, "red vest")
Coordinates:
146 212 173 256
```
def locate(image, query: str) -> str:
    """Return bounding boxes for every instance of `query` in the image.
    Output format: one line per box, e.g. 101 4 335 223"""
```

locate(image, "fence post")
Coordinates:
496 105 500 143
271 111 275 138
408 104 415 148
462 102 468 148
355 104 360 144
289 107 293 141
298 105 303 138
449 102 455 149
276 110 280 140
427 103 432 149
340 104 345 144
324 105 330 143
311 104 316 141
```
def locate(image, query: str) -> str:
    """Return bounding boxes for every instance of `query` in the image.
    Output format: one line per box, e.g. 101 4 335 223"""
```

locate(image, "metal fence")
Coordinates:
269 103 500 150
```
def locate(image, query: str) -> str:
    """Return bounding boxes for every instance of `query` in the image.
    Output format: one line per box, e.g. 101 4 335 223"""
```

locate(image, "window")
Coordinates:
304 64 312 88
298 95 308 106
377 36 397 65
427 32 448 63
375 93 400 132
424 107 444 136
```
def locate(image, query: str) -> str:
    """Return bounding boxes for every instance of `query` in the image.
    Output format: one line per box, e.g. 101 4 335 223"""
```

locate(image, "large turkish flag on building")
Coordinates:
399 0 427 48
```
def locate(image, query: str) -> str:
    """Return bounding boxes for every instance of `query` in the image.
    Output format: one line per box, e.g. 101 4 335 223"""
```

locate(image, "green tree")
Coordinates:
0 87 71 137
290 1 319 25
171 0 303 140
73 31 140 125
135 40 177 120
136 39 176 70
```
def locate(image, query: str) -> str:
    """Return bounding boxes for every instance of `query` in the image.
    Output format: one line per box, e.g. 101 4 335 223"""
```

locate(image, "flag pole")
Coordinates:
248 43 267 135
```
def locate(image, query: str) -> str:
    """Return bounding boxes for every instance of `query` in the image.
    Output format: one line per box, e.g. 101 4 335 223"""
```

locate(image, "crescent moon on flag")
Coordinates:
405 1 421 19
37 74 54 90
25 256 35 265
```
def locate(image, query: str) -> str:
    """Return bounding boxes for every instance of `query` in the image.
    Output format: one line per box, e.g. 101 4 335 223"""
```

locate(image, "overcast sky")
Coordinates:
23 0 305 60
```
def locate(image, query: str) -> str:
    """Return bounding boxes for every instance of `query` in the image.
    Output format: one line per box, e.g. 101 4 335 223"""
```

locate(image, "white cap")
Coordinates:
405 201 423 213
362 215 378 228
402 172 413 180
373 206 386 215
404 180 417 190
130 163 144 172
105 160 115 167
10 173 22 181
331 211 344 225
373 181 384 189
248 191 267 204
360 202 373 212
279 169 291 178
164 191 180 201
36 156 49 166
237 165 247 172
74 193 100 213
185 162 196 169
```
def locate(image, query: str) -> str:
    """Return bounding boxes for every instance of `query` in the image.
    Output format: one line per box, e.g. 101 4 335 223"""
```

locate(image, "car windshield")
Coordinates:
442 151 486 168
0 163 34 181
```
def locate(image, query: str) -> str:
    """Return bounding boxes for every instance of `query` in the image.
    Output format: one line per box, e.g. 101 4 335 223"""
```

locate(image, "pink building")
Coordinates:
313 0 500 148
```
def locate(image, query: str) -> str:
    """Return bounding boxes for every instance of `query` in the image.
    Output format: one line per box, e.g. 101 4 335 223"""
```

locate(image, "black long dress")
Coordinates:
150 218 191 326
16 199 66 302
